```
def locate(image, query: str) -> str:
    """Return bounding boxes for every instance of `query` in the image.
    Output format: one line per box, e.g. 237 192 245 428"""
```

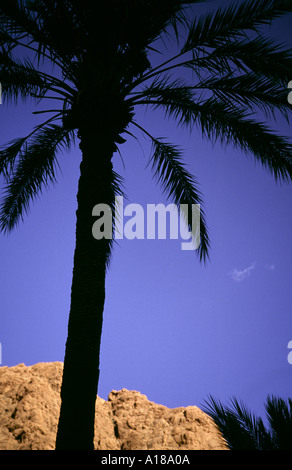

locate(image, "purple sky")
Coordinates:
1 2 292 424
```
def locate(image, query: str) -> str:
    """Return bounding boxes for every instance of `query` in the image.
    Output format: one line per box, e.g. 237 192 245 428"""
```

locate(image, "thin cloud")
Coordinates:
230 262 256 282
265 264 275 271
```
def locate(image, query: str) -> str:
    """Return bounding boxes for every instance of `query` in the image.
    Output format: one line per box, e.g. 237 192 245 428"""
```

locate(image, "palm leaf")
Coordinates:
228 397 273 450
203 395 273 450
203 394 292 450
265 395 292 449
131 75 196 127
153 0 207 44
191 98 292 183
0 53 49 103
0 123 74 232
195 72 291 121
197 36 292 84
0 137 27 180
132 122 210 262
182 0 292 53
136 85 292 183
138 0 292 94
0 0 73 66
0 47 76 101
150 139 209 262
203 395 260 450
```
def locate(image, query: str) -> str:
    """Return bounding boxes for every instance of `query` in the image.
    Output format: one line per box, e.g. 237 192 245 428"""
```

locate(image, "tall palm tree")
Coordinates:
203 395 292 450
0 0 292 450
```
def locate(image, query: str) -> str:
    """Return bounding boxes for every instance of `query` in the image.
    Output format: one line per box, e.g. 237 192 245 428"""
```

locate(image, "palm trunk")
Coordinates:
55 129 114 450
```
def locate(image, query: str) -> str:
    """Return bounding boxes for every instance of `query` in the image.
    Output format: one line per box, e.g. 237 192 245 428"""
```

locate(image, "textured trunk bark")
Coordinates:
55 129 114 450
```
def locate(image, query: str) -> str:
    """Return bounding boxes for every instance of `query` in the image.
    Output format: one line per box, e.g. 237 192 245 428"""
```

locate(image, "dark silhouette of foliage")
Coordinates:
0 0 292 449
203 395 292 450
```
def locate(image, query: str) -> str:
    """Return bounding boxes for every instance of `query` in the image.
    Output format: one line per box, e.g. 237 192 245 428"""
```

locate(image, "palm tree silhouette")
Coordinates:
203 395 292 450
0 1 292 449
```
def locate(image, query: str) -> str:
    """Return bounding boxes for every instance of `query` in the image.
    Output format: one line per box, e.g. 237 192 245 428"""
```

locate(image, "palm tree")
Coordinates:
0 0 292 450
203 395 292 450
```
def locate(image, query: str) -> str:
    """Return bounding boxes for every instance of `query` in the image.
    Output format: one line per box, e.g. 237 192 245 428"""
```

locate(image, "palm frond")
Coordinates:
135 84 292 183
137 0 292 92
0 123 74 232
265 395 292 449
182 0 292 53
0 45 76 101
0 0 76 67
0 113 64 179
0 0 31 36
203 394 292 450
156 1 207 44
135 29 292 104
132 122 210 262
133 67 291 123
203 395 260 450
191 98 292 183
0 137 27 180
203 395 273 450
228 397 273 449
196 36 292 84
0 52 48 103
195 72 291 121
0 0 51 58
131 75 196 127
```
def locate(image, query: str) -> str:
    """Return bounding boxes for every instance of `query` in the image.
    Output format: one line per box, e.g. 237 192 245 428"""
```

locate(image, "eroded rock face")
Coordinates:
0 362 227 450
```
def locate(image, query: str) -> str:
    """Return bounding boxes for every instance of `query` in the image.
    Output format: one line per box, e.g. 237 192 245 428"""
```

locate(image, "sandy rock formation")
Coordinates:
0 362 227 450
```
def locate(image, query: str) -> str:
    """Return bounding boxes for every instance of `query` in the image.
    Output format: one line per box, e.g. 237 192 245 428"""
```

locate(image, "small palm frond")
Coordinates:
203 394 292 450
195 72 291 121
132 122 210 262
117 0 195 48
0 0 76 67
131 75 196 127
0 53 48 103
0 113 64 179
0 0 32 37
265 395 292 450
133 79 292 183
203 395 273 450
228 397 273 450
137 1 292 97
232 37 292 84
191 98 292 183
154 0 206 44
0 48 76 103
0 137 27 180
0 1 51 58
0 123 74 232
203 395 260 450
182 0 292 52
196 36 292 85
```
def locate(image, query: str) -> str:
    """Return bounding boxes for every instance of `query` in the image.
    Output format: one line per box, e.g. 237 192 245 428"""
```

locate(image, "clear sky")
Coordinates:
0 1 292 425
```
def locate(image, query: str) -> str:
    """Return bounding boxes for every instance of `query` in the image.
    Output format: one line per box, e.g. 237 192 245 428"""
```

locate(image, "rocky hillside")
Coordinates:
0 362 227 450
